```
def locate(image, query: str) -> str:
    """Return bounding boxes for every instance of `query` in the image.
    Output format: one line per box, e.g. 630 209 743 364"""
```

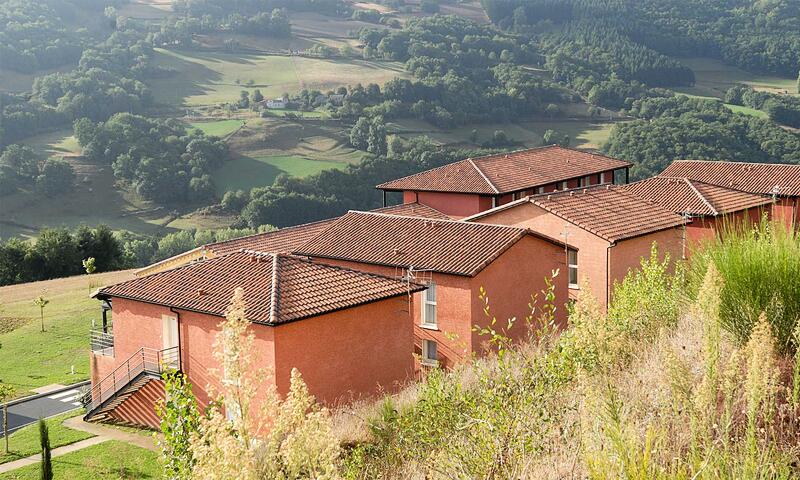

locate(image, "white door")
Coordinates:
162 315 179 368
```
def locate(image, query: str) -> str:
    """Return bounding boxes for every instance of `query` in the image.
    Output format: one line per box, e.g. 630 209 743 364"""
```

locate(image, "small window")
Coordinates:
491 196 497 208
536 186 545 194
568 248 578 288
579 175 593 187
600 172 608 184
512 192 521 201
559 181 568 190
422 339 438 366
421 283 437 328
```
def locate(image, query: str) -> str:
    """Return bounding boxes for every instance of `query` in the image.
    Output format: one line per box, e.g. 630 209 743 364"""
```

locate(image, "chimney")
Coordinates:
197 288 207 296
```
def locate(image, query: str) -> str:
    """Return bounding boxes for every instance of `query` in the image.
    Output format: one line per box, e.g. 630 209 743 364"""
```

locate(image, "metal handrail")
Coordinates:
84 346 179 412
90 329 115 355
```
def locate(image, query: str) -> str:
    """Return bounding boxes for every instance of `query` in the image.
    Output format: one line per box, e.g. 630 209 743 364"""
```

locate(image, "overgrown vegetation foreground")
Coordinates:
156 220 800 479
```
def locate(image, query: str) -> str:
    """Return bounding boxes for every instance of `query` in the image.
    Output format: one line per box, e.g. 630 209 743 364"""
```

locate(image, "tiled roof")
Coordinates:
98 252 423 325
661 160 800 197
467 185 684 243
376 145 631 194
622 176 773 216
206 203 449 256
208 219 337 256
295 211 545 277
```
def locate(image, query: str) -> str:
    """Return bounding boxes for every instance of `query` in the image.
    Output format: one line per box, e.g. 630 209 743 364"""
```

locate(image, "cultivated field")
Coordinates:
390 118 618 149
0 270 136 396
149 49 408 107
676 57 798 99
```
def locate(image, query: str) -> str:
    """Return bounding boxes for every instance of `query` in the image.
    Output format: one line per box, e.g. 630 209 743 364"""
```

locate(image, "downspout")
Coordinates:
382 189 387 207
169 307 182 372
606 243 614 308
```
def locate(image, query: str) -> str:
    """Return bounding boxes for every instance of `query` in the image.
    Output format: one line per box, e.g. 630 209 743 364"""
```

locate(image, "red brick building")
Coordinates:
87 252 424 428
661 160 800 228
465 185 687 310
622 176 773 246
376 145 632 218
293 211 570 368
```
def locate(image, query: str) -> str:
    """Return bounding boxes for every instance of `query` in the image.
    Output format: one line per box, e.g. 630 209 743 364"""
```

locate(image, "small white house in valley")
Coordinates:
266 98 287 109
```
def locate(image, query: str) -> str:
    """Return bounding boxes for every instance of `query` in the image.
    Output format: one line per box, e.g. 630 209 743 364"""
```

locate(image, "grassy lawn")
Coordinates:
260 108 330 119
0 270 135 395
723 103 769 119
189 119 245 137
149 49 407 107
20 129 81 158
0 412 92 465
676 57 798 99
214 154 345 194
0 440 159 479
389 118 618 149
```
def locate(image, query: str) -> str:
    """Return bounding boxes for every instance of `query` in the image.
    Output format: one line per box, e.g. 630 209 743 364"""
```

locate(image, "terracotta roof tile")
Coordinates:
377 146 631 194
487 185 686 242
207 203 449 256
99 252 423 324
295 211 539 276
661 160 800 197
623 176 773 216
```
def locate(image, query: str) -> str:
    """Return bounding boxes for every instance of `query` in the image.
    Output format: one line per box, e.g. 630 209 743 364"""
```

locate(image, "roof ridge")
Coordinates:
346 210 526 232
467 158 500 194
683 179 719 216
269 253 280 324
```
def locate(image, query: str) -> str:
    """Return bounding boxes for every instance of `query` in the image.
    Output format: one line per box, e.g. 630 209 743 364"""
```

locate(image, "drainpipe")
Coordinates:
382 190 387 207
169 307 182 372
606 243 614 308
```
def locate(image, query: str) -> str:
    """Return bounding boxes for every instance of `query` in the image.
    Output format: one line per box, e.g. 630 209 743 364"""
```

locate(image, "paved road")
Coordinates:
0 385 88 437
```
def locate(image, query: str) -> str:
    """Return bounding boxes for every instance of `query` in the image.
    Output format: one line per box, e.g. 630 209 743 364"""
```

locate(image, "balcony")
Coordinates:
90 328 114 356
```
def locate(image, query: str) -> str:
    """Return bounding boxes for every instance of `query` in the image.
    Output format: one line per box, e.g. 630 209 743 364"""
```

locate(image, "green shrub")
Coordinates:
690 220 800 353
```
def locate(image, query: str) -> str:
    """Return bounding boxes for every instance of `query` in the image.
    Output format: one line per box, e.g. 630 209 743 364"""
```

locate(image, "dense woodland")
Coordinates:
1 0 800 248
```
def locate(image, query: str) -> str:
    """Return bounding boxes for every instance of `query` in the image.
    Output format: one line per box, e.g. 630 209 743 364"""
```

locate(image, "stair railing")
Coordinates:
83 346 179 413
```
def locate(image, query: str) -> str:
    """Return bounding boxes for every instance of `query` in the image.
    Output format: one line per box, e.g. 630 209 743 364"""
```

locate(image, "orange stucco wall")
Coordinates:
473 202 684 310
309 234 567 369
772 197 799 230
686 207 769 251
90 295 414 427
402 191 491 218
273 296 414 406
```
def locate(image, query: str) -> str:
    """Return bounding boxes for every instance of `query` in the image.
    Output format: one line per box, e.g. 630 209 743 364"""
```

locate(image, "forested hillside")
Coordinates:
1 0 800 260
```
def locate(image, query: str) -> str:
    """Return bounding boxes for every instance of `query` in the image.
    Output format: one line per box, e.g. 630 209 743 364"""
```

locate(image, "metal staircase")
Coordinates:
83 347 179 423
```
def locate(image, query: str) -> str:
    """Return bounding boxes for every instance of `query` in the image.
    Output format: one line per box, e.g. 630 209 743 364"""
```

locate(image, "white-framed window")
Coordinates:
579 175 592 187
512 191 522 201
568 248 579 288
422 339 438 366
421 282 437 328
536 186 545 194
600 171 608 184
559 181 568 190
491 196 497 208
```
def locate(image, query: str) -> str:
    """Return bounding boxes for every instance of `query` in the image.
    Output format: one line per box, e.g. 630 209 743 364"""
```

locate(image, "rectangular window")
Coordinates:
421 283 437 328
600 172 608 184
568 248 579 288
579 175 593 187
422 339 438 366
491 196 497 208
536 186 545 194
559 181 568 190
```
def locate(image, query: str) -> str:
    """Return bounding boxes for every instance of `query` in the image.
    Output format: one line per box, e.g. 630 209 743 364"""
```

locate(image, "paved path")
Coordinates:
0 384 88 437
0 437 108 473
0 416 159 474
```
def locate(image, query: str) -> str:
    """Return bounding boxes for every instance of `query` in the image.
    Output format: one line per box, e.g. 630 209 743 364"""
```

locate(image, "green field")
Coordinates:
0 412 92 465
214 154 345 194
723 103 769 119
0 270 135 395
0 440 159 480
190 119 245 137
676 57 798 99
389 119 618 149
149 49 407 107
